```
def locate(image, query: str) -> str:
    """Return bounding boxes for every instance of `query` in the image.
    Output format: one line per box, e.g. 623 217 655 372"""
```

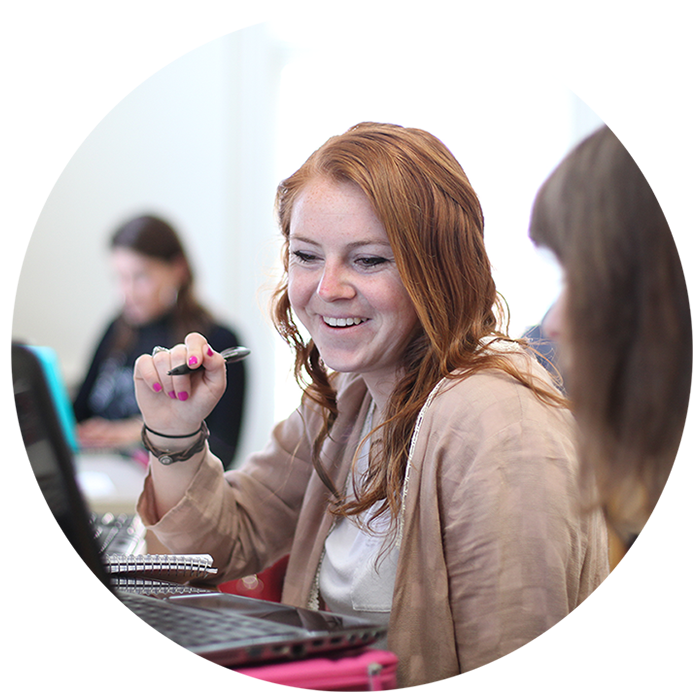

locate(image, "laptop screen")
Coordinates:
12 342 112 588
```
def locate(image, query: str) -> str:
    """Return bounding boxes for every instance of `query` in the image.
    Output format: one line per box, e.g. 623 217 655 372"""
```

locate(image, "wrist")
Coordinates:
141 422 209 465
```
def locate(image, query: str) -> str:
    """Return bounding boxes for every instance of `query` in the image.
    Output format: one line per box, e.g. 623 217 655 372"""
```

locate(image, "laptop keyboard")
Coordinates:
112 578 212 597
91 512 146 555
117 591 299 648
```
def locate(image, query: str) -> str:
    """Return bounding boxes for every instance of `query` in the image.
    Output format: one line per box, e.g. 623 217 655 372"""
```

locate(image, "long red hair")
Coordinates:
273 122 563 525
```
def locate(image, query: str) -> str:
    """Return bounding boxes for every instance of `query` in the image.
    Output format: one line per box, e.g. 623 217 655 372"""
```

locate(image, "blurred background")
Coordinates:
12 20 602 467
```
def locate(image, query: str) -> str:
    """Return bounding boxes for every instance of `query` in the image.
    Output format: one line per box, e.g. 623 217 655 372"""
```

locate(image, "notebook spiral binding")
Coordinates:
103 553 218 583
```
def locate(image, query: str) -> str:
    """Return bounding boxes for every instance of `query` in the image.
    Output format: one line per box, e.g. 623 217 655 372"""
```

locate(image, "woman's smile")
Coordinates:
322 315 369 328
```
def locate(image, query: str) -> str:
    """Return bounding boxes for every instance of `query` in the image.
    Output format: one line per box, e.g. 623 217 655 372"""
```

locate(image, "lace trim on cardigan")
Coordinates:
308 545 326 610
396 378 445 548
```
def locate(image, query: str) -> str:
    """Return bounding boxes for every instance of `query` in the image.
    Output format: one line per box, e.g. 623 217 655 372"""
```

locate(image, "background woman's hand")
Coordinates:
77 416 143 449
133 332 227 436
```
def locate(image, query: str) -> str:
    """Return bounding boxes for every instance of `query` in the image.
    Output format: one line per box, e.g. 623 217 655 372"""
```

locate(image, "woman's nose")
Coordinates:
316 262 355 301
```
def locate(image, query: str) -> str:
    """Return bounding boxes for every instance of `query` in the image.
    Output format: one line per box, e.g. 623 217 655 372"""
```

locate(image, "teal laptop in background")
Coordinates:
25 344 79 452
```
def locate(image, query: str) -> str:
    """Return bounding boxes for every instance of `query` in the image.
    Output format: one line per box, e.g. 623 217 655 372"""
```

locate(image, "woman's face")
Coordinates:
542 278 573 374
287 177 420 400
111 247 185 325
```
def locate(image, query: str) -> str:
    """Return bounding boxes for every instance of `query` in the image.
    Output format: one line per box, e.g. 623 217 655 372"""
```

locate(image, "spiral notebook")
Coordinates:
103 553 217 582
10 344 386 692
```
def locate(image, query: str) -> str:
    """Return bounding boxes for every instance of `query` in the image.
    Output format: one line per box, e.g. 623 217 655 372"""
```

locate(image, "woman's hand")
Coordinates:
133 332 227 437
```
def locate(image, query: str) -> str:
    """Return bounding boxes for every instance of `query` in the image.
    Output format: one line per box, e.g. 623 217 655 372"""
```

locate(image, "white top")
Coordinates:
318 405 399 644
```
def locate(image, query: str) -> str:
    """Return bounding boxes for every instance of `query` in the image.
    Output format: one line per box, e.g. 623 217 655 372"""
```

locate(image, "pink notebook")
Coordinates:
236 647 398 690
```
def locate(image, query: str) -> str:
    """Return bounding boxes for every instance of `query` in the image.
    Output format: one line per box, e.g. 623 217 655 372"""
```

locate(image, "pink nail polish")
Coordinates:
168 391 177 399
178 391 189 401
189 356 198 366
153 382 162 392
207 347 214 356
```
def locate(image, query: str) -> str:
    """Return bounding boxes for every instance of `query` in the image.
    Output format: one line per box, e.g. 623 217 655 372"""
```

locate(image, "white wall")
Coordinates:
603 10 693 122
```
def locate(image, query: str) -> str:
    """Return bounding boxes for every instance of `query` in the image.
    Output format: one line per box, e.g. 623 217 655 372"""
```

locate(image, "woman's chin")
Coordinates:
123 312 146 326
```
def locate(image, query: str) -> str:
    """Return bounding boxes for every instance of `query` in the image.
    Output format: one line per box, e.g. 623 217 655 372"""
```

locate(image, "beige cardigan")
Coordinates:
138 356 609 687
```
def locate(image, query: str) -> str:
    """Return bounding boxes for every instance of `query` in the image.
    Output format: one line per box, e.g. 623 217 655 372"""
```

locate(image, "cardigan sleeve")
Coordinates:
136 402 321 583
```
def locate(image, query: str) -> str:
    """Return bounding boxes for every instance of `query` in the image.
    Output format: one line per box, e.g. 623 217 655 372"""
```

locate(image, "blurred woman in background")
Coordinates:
73 214 246 468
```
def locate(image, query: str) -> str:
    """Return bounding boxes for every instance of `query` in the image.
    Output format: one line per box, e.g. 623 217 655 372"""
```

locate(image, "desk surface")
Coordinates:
76 452 147 515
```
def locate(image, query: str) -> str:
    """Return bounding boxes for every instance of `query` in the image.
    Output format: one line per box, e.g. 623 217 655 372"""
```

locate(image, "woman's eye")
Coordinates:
357 256 389 268
291 250 316 263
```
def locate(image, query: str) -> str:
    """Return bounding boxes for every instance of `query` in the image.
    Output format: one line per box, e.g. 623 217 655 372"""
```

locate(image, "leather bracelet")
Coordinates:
141 421 209 465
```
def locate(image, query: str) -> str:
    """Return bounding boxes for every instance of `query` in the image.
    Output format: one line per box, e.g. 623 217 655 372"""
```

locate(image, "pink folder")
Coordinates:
235 647 398 690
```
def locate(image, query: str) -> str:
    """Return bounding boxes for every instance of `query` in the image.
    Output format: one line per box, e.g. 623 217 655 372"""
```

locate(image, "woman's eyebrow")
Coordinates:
290 234 391 250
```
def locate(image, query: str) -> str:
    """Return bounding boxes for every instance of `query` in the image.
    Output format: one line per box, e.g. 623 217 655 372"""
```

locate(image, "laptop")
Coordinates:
20 343 146 554
10 343 386 692
24 344 80 451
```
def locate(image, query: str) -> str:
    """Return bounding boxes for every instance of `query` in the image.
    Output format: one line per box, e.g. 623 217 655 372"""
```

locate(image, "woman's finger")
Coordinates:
179 333 227 395
134 352 166 395
159 343 190 401
183 332 209 374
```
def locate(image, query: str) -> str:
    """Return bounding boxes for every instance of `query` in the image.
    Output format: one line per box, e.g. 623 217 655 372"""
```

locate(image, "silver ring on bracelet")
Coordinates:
152 345 170 356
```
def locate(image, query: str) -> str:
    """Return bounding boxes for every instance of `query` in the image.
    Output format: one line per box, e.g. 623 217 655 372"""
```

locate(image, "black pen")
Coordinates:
167 346 250 376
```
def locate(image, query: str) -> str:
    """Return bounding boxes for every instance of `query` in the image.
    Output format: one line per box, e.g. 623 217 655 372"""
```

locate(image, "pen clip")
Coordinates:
220 346 251 361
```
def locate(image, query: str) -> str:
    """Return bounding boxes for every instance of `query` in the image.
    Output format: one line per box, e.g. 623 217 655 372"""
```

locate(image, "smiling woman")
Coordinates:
134 122 609 687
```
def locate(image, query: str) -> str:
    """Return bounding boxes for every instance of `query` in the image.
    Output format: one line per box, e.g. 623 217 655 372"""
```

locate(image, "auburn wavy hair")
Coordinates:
529 126 692 545
272 122 563 526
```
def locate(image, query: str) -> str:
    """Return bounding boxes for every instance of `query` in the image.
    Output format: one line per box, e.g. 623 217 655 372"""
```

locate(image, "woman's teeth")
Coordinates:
324 316 367 327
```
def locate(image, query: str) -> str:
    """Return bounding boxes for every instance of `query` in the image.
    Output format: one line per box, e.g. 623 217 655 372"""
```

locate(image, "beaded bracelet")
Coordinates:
141 421 209 465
